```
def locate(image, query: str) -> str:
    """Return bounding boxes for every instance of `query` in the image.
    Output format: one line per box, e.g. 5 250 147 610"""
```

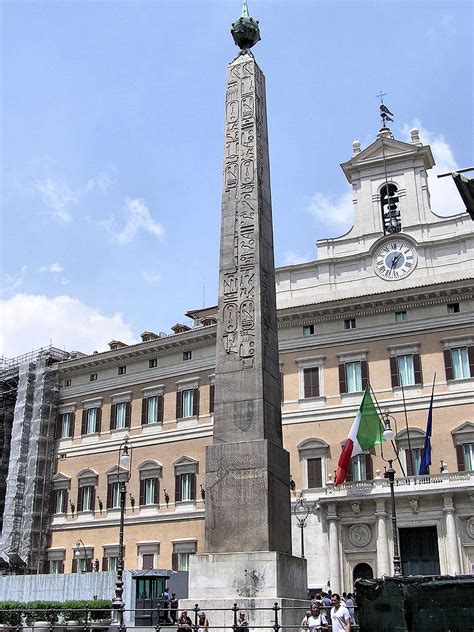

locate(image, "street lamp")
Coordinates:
75 539 88 572
111 435 133 632
293 492 314 559
380 414 402 577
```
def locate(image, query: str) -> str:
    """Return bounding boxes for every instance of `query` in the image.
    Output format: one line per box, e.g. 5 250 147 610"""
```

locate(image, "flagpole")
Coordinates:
369 383 406 477
400 379 414 476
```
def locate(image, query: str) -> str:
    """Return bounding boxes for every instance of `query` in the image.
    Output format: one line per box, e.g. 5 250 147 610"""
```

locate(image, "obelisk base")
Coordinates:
182 552 308 631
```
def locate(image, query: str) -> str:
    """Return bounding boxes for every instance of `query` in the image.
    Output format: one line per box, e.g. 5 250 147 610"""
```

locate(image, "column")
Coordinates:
375 499 390 577
443 495 461 575
328 504 341 593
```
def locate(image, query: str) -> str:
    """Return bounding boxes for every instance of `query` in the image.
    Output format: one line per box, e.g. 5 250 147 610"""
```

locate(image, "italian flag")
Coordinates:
335 385 385 485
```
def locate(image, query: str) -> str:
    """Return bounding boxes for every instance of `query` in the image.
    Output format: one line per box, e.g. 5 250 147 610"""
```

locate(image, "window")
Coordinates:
90 373 97 382
447 303 460 314
172 541 196 571
108 556 119 571
149 358 157 368
58 412 73 439
346 361 361 392
81 406 101 435
346 453 373 482
175 472 195 502
53 488 68 514
444 346 473 381
344 318 356 330
457 443 474 471
176 388 199 419
405 448 422 476
183 351 192 361
307 458 323 488
142 553 154 570
50 560 63 574
303 367 320 398
395 311 407 322
110 401 131 430
65 379 71 387
107 481 121 509
142 395 163 425
78 485 95 512
303 325 314 336
140 477 159 506
209 383 215 414
118 366 126 375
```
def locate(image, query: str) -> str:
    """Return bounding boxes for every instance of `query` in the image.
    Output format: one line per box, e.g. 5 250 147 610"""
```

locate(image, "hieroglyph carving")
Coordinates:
222 58 269 370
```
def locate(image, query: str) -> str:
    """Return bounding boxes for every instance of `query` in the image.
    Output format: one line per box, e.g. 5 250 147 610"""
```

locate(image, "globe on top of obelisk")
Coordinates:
231 0 261 50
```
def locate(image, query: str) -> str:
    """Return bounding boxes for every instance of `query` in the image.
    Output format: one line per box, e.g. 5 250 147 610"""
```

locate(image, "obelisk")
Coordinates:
186 3 307 624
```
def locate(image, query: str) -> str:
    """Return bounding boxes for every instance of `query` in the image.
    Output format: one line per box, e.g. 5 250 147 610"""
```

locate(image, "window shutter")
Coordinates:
339 364 347 394
142 554 154 570
139 479 145 506
280 372 284 404
141 398 147 425
44 560 51 574
86 557 93 572
110 404 117 431
176 392 182 419
209 384 215 414
77 486 83 512
96 408 102 433
193 388 200 417
171 553 178 571
55 414 62 439
62 490 68 514
157 395 164 422
365 454 373 480
346 454 353 483
71 558 78 573
91 486 96 513
390 357 399 388
413 353 423 385
81 409 87 435
102 557 108 571
304 368 319 398
456 444 465 472
69 413 75 438
444 349 453 381
468 346 474 377
304 368 311 398
154 478 159 504
361 360 369 390
175 475 181 502
307 458 322 488
107 483 113 509
59 560 64 574
406 450 414 476
190 473 196 500
125 401 131 427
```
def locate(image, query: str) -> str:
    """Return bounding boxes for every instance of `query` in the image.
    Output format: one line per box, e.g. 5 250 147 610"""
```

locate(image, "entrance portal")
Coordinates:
353 562 374 584
399 526 440 575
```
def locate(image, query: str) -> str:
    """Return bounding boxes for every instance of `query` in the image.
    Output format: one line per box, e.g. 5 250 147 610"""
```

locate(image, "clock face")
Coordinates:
373 240 417 280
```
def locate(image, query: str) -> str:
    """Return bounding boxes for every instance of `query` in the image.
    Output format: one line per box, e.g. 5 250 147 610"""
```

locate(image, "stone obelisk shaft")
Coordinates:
205 52 291 554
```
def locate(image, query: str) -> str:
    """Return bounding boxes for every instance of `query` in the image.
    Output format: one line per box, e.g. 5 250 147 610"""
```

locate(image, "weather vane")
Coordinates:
376 91 394 128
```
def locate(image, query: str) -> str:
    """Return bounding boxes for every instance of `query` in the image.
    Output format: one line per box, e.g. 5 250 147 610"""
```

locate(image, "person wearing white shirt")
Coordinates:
330 594 351 632
301 604 328 632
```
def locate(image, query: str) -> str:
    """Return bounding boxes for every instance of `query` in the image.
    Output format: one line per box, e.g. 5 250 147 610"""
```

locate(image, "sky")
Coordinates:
1 0 473 359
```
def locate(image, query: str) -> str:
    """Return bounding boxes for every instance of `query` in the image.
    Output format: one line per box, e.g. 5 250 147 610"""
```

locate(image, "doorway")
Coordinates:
134 576 167 626
399 526 440 575
353 562 374 584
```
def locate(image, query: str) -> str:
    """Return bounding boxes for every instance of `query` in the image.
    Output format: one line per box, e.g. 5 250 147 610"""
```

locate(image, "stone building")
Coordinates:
2 126 473 593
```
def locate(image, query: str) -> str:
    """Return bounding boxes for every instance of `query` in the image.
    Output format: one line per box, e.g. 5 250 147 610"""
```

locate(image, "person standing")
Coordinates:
301 603 328 631
236 611 249 632
330 594 351 632
170 593 179 624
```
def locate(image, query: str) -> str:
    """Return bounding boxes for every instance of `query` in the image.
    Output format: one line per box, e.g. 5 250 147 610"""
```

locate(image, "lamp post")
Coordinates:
381 415 402 576
75 539 88 572
293 492 313 559
111 435 132 632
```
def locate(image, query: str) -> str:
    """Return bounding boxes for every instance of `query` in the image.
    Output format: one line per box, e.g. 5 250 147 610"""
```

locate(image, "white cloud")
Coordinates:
306 189 354 236
115 198 164 244
37 178 78 222
142 271 161 284
86 171 114 193
39 262 63 273
0 294 136 358
401 121 464 216
1 265 27 295
280 250 311 266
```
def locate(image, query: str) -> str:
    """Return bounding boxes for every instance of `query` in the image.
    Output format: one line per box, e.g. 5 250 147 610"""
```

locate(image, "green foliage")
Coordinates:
0 602 25 626
0 600 111 626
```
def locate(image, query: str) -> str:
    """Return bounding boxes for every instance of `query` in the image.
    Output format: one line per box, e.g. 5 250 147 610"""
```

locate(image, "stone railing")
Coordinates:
323 470 473 497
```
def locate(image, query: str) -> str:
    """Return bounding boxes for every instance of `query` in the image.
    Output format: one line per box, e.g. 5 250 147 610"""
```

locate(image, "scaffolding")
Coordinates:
0 346 69 572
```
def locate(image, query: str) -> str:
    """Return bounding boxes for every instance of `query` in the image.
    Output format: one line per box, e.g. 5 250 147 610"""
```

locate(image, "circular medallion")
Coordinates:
373 239 417 280
349 524 371 548
466 517 474 540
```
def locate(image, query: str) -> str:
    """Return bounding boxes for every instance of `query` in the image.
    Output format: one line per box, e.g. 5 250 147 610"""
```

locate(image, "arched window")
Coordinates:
353 562 373 583
380 183 401 234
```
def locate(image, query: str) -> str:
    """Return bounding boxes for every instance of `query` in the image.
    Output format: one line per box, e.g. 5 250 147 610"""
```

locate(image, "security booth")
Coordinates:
132 569 188 626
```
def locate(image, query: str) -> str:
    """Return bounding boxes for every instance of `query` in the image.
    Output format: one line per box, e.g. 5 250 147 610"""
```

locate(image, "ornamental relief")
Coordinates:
466 517 474 540
348 524 372 548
